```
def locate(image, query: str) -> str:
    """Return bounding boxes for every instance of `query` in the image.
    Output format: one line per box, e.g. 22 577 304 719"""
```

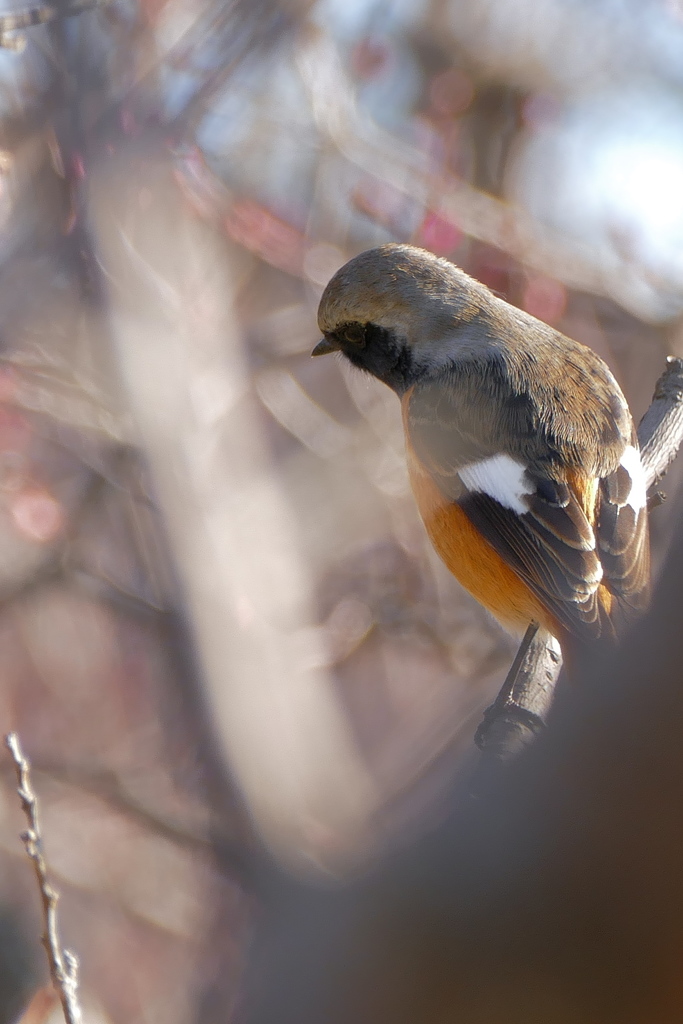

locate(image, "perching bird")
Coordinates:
313 244 650 660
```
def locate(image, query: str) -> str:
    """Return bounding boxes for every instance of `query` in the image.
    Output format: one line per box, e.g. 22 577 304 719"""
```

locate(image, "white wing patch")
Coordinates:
620 445 647 512
459 454 532 514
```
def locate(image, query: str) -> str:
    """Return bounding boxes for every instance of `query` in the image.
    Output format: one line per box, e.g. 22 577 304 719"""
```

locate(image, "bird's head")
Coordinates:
313 244 488 392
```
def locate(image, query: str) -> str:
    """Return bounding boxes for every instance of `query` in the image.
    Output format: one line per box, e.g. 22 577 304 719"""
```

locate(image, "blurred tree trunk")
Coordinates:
245 510 683 1024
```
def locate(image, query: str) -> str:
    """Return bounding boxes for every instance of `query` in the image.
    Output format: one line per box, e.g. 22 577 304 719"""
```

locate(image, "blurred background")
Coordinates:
0 0 682 1020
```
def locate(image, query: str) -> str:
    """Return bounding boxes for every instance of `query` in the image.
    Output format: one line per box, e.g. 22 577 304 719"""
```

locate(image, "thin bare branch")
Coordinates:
5 733 83 1024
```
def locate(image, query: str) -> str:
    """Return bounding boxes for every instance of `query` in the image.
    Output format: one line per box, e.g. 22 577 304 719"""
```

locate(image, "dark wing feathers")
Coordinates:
407 357 649 642
597 468 650 614
598 495 636 556
604 464 633 505
459 493 607 638
524 481 595 552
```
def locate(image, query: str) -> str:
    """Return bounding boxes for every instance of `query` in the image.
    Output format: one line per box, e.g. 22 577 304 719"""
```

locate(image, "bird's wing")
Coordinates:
405 360 650 641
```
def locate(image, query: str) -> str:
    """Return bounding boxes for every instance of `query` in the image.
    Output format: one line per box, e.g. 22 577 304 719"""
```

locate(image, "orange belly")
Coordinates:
404 443 560 638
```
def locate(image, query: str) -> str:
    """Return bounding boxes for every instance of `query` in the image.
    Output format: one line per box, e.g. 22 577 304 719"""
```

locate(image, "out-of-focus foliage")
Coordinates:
0 0 680 1021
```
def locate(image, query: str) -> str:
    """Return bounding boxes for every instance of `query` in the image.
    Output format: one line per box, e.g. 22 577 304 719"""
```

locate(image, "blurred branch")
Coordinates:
16 988 60 1024
177 32 682 321
0 759 257 887
91 145 377 871
170 3 300 136
5 733 83 1024
244 518 683 1024
0 356 129 445
295 35 681 322
0 0 108 50
475 356 683 764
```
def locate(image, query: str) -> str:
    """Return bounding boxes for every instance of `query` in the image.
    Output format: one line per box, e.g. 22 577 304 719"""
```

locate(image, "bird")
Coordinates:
312 244 650 663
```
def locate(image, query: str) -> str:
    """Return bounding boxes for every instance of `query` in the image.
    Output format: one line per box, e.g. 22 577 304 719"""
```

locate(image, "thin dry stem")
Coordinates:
5 733 83 1024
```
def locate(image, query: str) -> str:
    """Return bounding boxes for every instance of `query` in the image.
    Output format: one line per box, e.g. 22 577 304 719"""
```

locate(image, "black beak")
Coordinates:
311 336 340 357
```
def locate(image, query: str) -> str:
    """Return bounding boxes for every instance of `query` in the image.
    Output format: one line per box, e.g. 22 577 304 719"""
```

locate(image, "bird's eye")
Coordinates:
339 322 367 347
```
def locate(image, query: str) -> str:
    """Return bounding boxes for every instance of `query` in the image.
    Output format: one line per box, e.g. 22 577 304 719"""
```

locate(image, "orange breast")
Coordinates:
401 396 560 637
409 456 559 636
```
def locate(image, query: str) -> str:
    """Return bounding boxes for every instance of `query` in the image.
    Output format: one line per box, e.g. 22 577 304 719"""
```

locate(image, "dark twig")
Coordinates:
5 734 83 1024
474 625 561 757
475 357 683 763
637 356 683 489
